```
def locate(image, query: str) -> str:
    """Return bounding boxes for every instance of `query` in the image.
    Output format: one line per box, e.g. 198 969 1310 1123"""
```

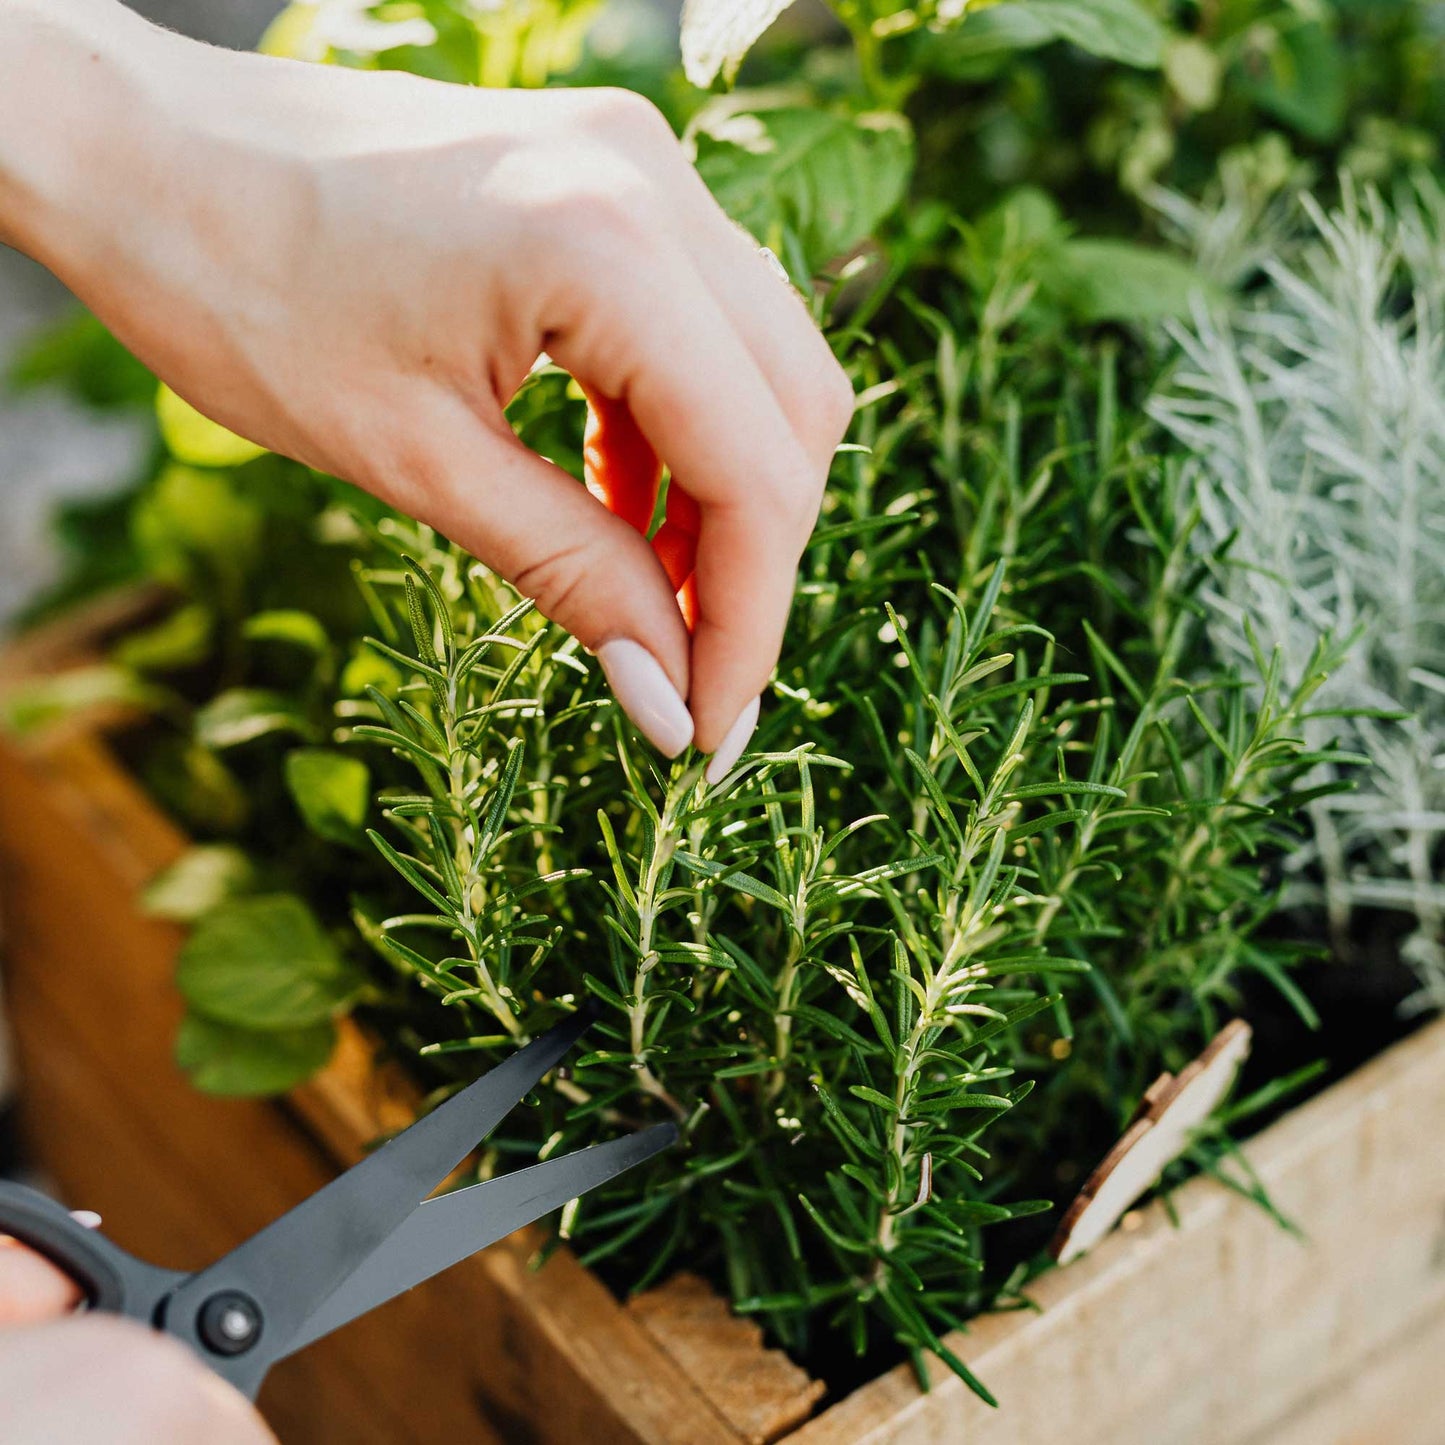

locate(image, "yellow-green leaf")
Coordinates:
156 384 267 468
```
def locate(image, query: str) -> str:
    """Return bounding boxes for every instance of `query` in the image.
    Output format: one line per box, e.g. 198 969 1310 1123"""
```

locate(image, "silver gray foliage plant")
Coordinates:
1151 176 1445 1010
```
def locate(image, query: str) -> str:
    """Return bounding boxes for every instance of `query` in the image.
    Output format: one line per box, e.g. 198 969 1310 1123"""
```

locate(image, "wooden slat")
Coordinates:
1254 1301 1445 1445
627 1274 826 1444
791 1012 1445 1445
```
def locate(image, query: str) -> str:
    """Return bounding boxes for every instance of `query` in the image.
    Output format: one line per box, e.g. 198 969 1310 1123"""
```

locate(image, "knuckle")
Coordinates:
577 186 656 249
580 87 675 147
790 354 855 457
527 169 656 268
772 336 854 465
510 534 607 628
757 442 827 541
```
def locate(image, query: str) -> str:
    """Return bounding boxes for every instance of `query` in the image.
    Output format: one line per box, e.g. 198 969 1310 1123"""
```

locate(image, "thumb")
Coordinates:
410 399 694 757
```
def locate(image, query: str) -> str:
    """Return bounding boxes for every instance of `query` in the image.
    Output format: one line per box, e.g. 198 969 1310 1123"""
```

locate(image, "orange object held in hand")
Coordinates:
585 393 701 629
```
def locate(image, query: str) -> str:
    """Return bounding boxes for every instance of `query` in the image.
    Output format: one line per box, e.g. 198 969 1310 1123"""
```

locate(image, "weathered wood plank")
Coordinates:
627 1273 826 1444
791 1011 1445 1445
1255 1300 1445 1445
0 735 471 1444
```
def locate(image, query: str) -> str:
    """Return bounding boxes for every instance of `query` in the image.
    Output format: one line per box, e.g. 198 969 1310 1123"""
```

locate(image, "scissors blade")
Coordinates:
166 1009 597 1361
278 1122 677 1357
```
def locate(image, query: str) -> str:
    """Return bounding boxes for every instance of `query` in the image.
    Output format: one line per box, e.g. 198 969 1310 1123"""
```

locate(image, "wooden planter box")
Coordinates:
3 607 1445 1444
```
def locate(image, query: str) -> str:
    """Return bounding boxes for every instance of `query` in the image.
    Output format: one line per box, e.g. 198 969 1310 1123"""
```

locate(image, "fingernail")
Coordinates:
597 640 694 758
705 695 761 786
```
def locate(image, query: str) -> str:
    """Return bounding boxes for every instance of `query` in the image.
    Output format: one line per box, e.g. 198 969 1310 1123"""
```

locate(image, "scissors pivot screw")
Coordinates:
198 1291 263 1356
0 1013 676 1399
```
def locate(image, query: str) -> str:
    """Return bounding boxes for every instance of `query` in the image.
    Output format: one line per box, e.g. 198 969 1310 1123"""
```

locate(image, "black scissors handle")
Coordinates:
0 1182 182 1323
0 1013 678 1402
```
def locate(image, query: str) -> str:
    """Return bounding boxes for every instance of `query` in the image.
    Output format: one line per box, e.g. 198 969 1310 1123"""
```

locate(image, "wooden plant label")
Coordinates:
1050 1020 1253 1265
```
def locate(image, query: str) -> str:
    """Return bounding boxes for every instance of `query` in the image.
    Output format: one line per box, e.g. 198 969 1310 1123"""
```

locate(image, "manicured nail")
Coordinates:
597 640 694 758
705 695 761 786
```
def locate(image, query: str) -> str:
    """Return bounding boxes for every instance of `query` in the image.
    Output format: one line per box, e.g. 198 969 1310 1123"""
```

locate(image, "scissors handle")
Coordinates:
0 1181 180 1323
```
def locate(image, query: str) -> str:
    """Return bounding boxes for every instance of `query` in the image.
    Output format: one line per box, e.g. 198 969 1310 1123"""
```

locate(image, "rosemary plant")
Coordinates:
206 275 1346 1390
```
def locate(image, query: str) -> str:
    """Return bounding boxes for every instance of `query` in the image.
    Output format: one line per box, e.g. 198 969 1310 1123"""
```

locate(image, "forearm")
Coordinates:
0 0 171 278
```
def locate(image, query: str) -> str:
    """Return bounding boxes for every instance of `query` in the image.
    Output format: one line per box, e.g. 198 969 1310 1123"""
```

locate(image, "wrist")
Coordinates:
0 0 175 278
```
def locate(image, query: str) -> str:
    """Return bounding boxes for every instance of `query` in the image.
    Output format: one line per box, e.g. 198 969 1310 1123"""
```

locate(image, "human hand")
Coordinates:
0 1234 275 1444
0 0 853 773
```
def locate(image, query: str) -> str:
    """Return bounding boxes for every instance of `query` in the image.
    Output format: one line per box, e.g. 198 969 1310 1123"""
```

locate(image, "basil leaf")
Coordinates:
195 688 313 749
285 748 371 845
176 894 363 1028
696 108 913 273
143 845 256 923
176 1011 335 1097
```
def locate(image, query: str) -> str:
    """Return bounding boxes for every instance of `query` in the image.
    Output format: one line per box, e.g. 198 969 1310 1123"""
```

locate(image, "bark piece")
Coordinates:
1051 1019 1253 1265
627 1272 826 1443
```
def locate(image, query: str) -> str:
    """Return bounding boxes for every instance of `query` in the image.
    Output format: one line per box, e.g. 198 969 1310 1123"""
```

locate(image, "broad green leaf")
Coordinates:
285 748 371 845
156 384 267 468
176 1011 335 1097
1043 240 1223 323
1164 34 1222 112
176 894 363 1028
935 0 1164 73
340 642 404 698
970 186 1066 261
680 0 798 88
131 464 263 586
1017 0 1165 68
143 845 256 922
243 610 330 653
137 738 250 835
113 604 214 673
695 108 914 273
1 665 166 735
1234 22 1346 142
195 688 313 750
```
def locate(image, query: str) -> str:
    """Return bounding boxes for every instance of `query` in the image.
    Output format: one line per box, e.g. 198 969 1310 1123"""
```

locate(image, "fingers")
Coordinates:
545 233 828 751
567 88 853 474
0 1238 82 1325
394 390 695 757
676 195 855 476
0 1316 277 1444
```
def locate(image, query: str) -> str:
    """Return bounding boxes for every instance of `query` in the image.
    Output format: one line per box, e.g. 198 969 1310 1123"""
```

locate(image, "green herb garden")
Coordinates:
9 0 1445 1404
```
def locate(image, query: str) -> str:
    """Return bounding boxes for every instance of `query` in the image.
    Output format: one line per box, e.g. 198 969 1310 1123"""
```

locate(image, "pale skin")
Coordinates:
0 0 852 1436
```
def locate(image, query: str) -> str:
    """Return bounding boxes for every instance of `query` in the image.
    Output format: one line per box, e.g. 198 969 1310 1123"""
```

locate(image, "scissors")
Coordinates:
0 1008 675 1399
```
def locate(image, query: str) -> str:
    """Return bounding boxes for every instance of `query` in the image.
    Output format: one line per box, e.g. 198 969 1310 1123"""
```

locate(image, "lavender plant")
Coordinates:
1152 176 1445 1010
